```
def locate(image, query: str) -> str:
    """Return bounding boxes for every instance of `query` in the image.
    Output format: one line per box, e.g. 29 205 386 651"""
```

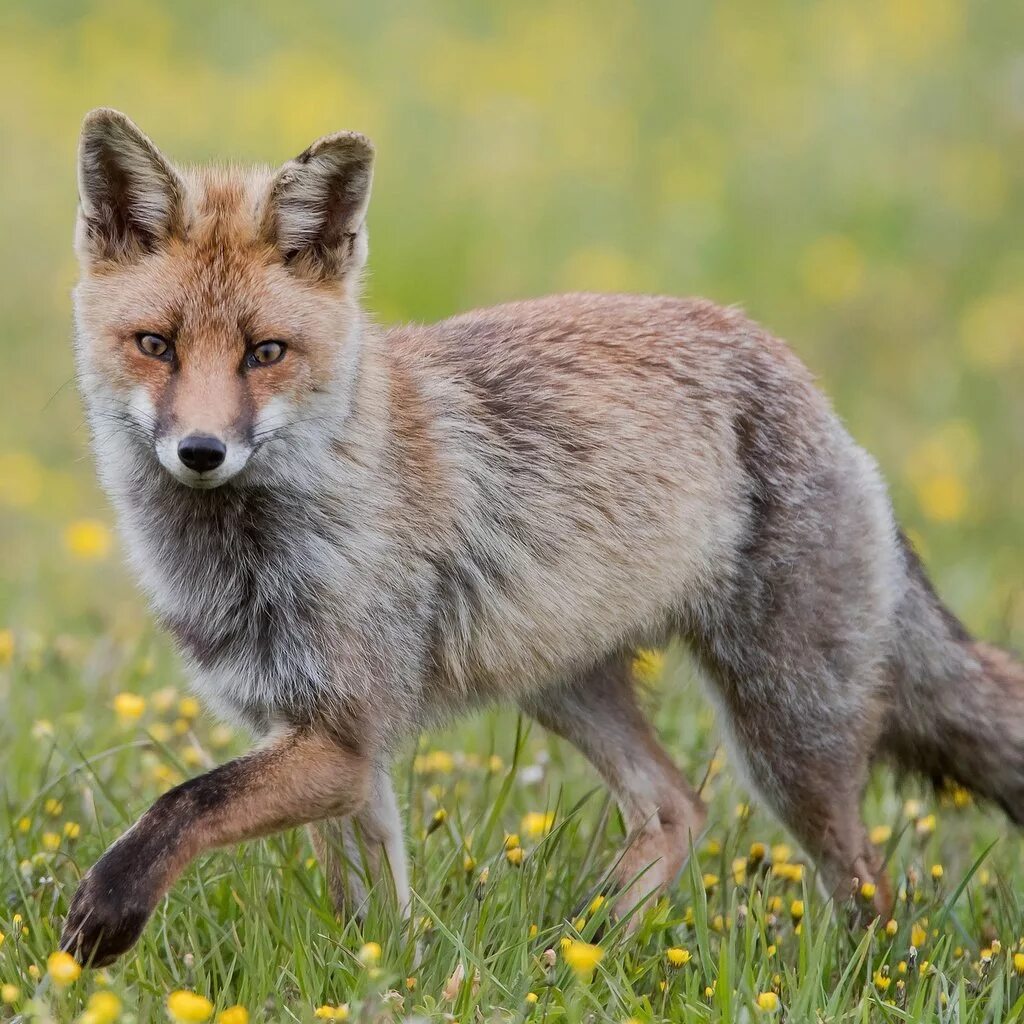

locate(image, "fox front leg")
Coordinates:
61 728 370 967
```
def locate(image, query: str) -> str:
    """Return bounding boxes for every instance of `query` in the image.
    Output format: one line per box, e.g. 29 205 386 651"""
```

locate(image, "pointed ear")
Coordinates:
262 131 375 283
77 108 185 265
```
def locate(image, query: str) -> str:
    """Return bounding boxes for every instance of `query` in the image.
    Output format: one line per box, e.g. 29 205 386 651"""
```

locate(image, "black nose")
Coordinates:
177 434 227 473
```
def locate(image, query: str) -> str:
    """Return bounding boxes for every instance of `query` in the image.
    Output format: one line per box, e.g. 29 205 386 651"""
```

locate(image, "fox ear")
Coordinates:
263 131 374 283
77 108 184 264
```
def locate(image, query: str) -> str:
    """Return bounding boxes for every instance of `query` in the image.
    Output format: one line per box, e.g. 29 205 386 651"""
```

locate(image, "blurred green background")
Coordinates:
0 0 1021 642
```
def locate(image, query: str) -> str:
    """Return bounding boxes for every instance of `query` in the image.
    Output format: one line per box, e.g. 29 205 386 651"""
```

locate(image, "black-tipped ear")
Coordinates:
77 108 184 264
262 131 374 282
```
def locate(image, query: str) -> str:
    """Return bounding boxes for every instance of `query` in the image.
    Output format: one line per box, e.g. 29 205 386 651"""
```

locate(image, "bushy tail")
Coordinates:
882 531 1024 824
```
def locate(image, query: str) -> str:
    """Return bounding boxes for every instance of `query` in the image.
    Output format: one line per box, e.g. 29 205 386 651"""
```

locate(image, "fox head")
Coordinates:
73 108 374 491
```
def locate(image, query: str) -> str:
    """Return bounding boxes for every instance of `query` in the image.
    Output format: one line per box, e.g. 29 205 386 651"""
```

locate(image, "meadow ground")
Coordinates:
3 635 1024 1023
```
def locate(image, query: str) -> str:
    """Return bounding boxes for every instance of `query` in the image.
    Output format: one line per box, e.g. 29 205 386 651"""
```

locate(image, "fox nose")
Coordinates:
177 434 227 473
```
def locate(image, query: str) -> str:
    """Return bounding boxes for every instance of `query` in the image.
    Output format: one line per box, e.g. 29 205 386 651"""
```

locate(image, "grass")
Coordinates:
3 640 1024 1022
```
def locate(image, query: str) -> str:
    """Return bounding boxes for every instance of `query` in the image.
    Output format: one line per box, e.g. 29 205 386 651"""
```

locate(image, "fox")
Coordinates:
62 107 1022 968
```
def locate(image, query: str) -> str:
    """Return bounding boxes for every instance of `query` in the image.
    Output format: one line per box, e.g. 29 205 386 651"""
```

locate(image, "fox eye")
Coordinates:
136 333 172 360
247 340 287 368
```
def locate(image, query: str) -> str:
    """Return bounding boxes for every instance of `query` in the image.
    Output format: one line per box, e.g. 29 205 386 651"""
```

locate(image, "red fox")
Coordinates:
64 108 1022 966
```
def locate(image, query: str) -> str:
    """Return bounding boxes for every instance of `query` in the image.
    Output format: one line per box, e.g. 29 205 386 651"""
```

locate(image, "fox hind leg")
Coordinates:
519 654 706 922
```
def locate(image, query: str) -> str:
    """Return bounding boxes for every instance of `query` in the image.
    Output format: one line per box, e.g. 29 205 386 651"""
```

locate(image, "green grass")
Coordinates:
3 640 1024 1022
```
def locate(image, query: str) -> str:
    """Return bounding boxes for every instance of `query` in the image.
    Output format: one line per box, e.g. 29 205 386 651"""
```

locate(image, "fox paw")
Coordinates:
60 871 152 968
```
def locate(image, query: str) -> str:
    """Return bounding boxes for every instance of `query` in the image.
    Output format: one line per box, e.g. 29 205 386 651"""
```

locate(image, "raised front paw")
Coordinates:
60 869 153 968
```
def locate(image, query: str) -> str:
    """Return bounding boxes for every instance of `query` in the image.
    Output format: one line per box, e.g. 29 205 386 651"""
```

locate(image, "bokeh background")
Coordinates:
1 0 1022 713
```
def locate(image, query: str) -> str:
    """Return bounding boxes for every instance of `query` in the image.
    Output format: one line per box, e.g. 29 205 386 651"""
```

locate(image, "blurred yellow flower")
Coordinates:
166 991 214 1023
506 845 524 866
790 899 804 921
756 991 779 1012
911 922 927 947
46 950 81 987
800 234 864 304
114 692 146 723
414 750 455 773
64 821 81 838
860 881 876 899
178 696 200 719
522 811 555 838
886 918 899 937
562 940 604 979
42 831 61 851
1 984 20 1005
63 519 112 561
0 629 13 666
1013 952 1024 976
314 1006 349 1020
358 941 381 966
85 990 122 1024
869 825 892 845
960 289 1024 369
931 864 944 881
916 473 967 524
632 648 665 684
216 1006 249 1024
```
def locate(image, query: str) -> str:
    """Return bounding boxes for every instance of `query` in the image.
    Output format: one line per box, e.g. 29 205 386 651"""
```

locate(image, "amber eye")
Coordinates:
247 340 287 368
136 333 172 360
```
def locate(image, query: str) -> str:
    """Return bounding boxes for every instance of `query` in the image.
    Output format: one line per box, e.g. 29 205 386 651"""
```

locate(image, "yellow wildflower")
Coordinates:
44 797 63 816
313 1007 349 1021
522 811 555 838
358 941 381 966
790 899 804 921
504 832 520 849
28 965 40 980
666 947 691 967
506 846 524 866
42 831 61 851
1013 952 1024 976
916 814 937 836
702 873 719 890
886 918 899 937
64 821 81 839
1 984 20 1005
113 692 146 723
178 696 200 719
64 519 112 560
47 950 82 987
911 922 927 947
930 864 944 880
632 648 665 684
85 991 123 1024
756 991 780 1012
216 1007 249 1024
874 968 891 991
167 992 214 1023
869 825 892 844
749 841 767 862
860 881 877 900
588 894 605 913
526 992 539 1004
563 940 604 979
0 629 14 666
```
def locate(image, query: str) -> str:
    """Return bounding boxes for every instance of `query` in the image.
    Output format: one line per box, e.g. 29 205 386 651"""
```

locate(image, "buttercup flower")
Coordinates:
166 990 214 1023
47 951 82 987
